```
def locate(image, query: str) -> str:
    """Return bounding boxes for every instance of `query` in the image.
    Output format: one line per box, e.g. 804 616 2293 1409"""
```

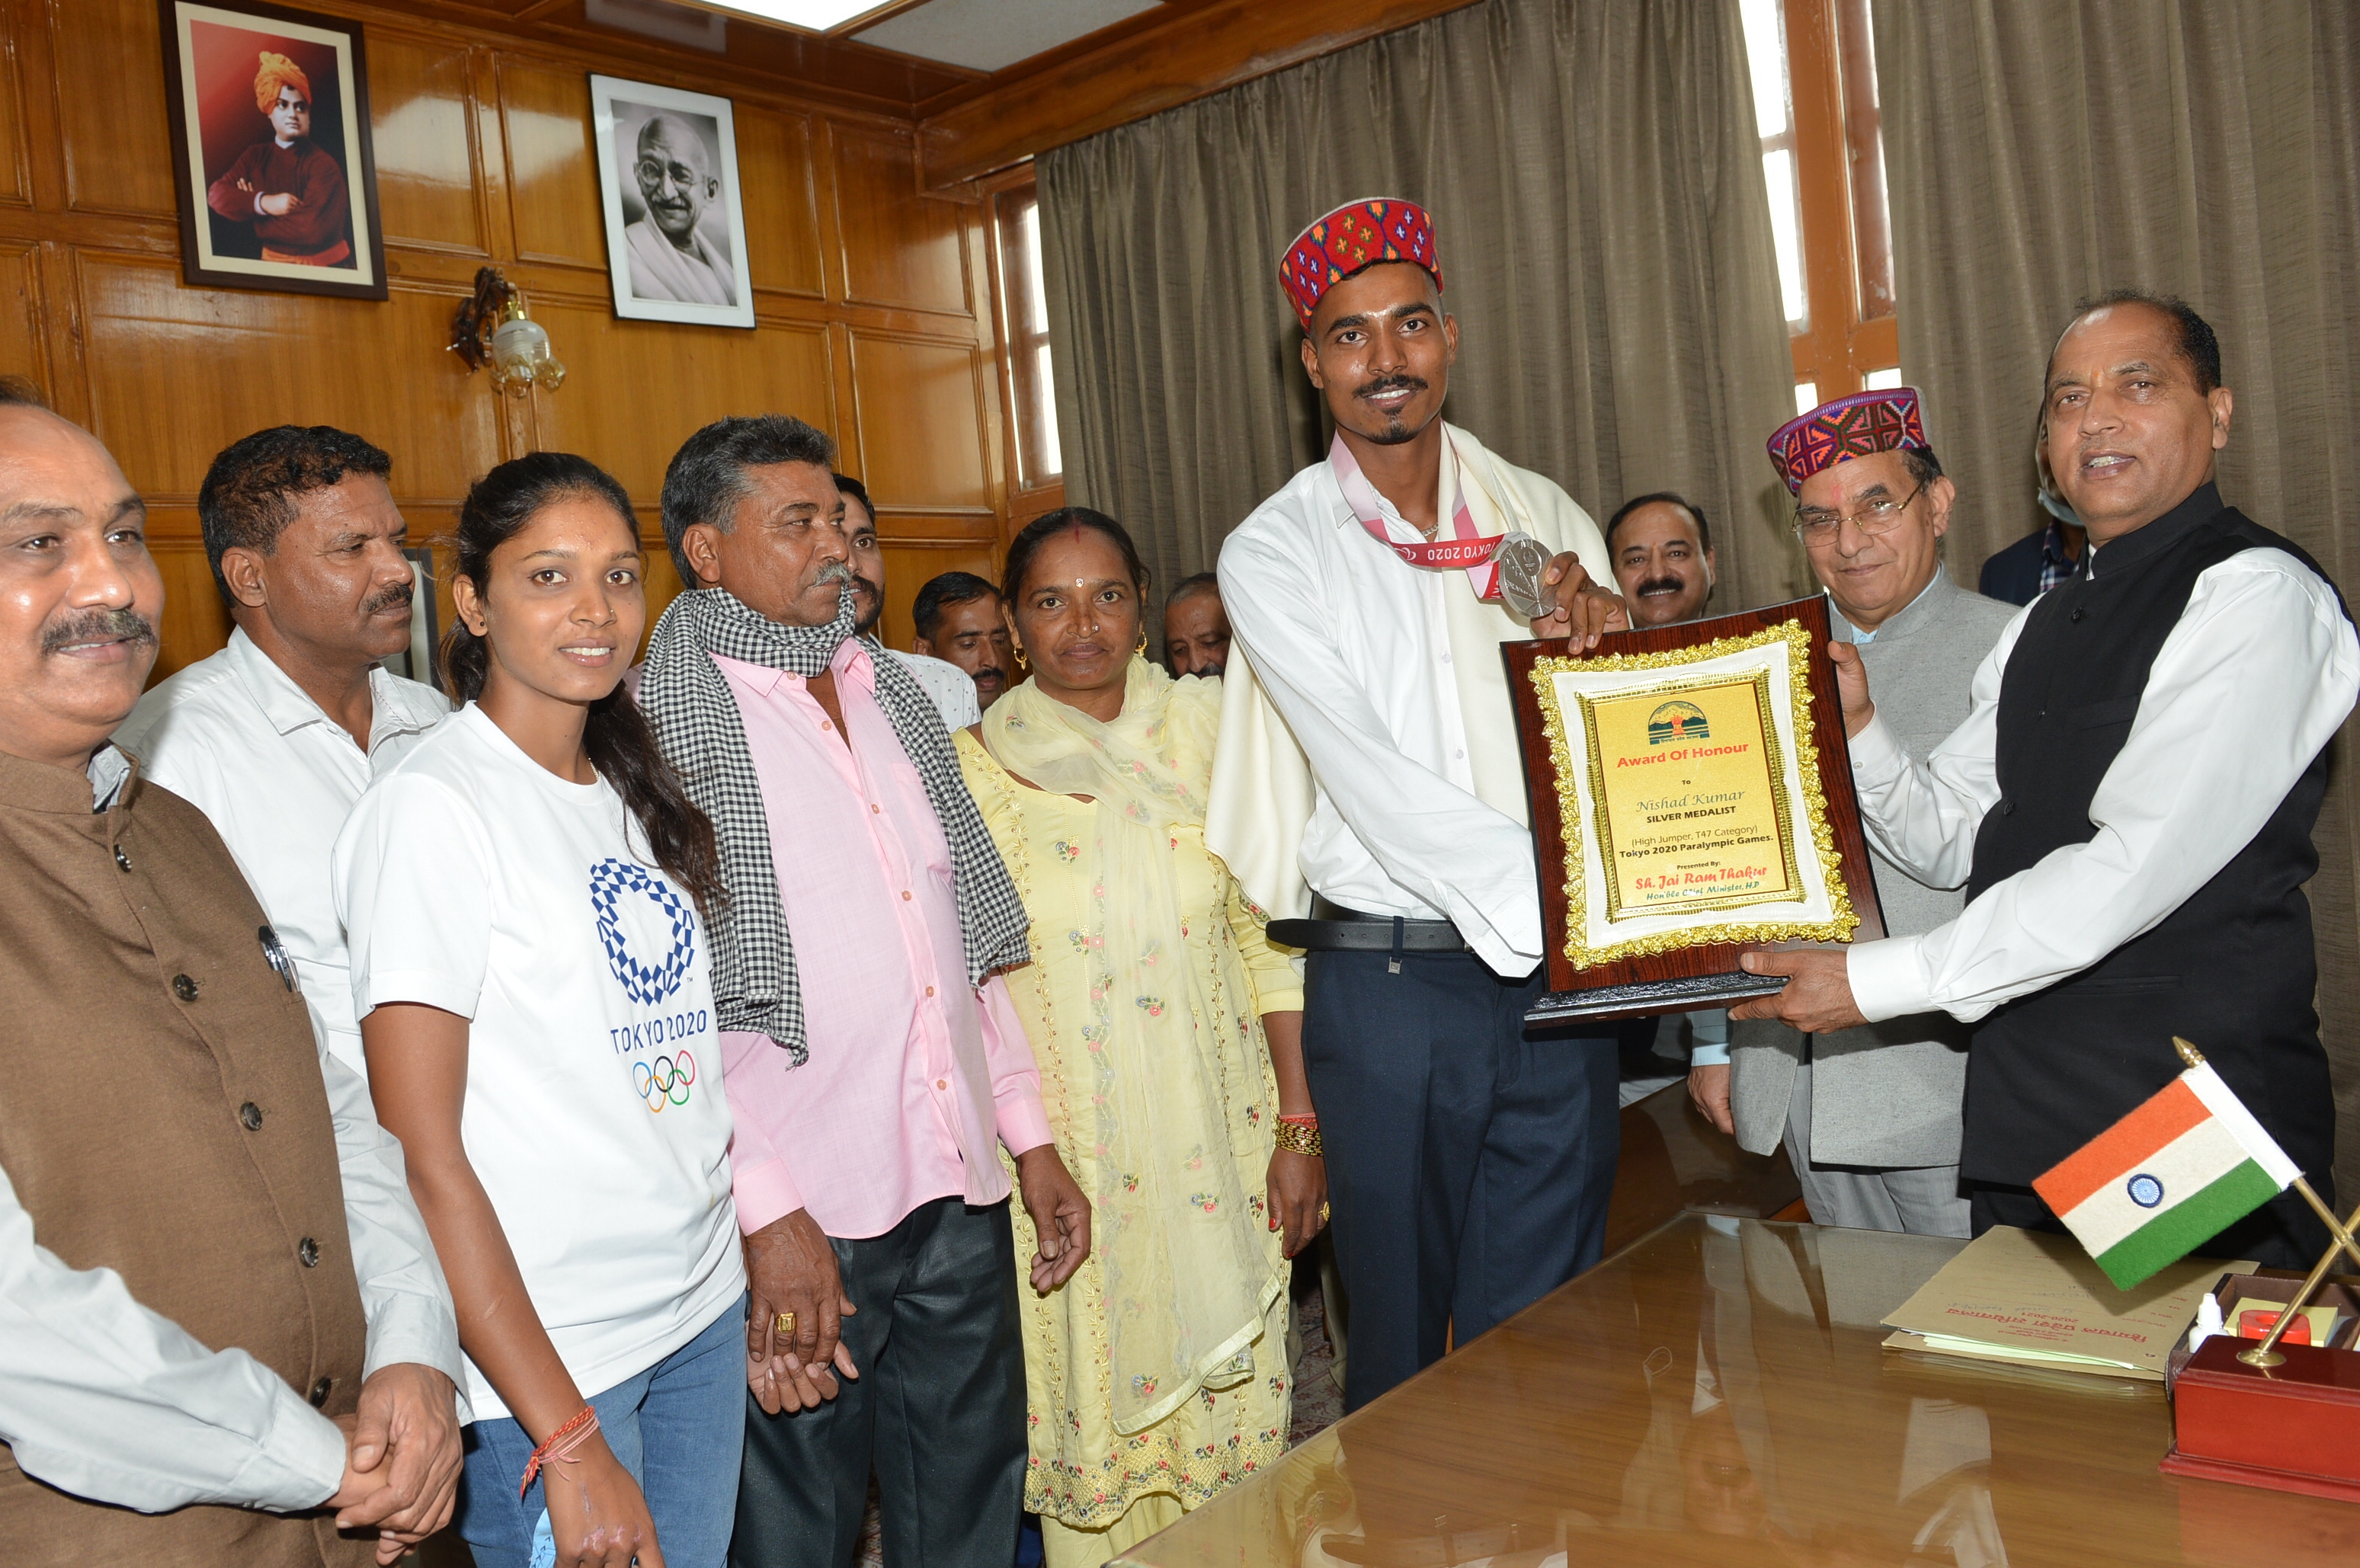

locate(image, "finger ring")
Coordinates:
1319 1202 1331 1226
775 1312 797 1337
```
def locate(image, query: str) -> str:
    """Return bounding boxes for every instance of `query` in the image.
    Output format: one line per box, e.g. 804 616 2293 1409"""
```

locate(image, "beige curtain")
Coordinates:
1036 0 1802 621
1874 1 2360 1205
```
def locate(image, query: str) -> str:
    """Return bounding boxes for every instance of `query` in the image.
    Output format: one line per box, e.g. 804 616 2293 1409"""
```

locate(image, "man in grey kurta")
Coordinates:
1715 395 2016 1235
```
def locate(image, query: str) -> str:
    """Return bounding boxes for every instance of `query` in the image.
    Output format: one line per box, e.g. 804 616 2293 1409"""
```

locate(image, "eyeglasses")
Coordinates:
1792 480 1927 546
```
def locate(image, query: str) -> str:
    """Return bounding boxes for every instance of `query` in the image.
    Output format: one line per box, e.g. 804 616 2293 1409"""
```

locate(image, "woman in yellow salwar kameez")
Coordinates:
956 508 1327 1568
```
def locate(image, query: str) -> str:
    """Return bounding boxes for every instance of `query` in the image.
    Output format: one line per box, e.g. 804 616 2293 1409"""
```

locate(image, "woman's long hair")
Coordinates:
441 452 724 914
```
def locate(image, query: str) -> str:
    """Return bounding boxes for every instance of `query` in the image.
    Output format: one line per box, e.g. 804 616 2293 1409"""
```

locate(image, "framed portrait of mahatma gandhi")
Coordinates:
589 75 754 329
157 1 387 301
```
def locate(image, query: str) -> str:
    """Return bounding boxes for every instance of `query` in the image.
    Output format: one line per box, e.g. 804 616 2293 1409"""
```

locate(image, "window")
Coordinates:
1740 0 1898 411
991 183 1062 489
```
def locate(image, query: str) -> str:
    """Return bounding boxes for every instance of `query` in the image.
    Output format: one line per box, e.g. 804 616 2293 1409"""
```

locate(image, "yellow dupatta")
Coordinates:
982 658 1276 1432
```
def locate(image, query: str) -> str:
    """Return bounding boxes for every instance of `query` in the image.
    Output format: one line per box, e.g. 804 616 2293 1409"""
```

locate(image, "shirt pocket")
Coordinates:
2058 696 2142 731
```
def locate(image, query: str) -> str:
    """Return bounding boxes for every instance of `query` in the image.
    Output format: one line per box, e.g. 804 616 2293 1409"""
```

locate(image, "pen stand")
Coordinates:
2162 1270 2360 1502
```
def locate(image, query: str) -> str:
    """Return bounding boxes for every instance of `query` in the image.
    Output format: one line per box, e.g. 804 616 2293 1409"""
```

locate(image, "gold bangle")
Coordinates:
1273 1120 1323 1157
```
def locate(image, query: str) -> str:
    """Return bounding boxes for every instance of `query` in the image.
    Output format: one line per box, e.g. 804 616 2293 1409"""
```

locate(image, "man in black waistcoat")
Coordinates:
1734 293 2358 1268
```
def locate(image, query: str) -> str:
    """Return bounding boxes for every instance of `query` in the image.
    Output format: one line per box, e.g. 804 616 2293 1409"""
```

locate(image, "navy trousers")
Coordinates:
1302 948 1620 1410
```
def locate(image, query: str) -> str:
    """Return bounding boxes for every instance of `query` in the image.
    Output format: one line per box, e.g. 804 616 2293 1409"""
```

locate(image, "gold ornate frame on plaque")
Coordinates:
1507 597 1883 1024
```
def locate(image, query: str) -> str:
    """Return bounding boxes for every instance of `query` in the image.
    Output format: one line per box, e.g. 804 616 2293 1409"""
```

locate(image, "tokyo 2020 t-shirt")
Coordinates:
335 704 742 1419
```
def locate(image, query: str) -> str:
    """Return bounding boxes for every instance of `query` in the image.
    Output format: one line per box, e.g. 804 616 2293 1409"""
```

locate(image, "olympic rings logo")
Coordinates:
633 1050 696 1112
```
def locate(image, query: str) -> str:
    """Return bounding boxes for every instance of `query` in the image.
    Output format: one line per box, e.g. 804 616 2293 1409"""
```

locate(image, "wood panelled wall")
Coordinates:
0 0 1013 679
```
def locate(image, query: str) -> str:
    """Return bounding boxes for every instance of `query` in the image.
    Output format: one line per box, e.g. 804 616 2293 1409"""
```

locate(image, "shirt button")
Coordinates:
171 974 200 1002
925 986 937 997
820 719 834 731
901 890 912 901
1442 652 1452 664
308 1377 332 1408
2070 606 2086 622
112 845 133 872
936 1079 948 1090
299 1237 320 1268
2000 798 2017 816
239 1102 264 1131
870 804 881 814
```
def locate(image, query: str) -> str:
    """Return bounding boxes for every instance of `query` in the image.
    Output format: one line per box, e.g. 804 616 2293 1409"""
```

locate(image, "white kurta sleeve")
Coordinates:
0 1162 347 1513
313 1012 465 1403
1847 551 2358 1025
1220 523 1544 973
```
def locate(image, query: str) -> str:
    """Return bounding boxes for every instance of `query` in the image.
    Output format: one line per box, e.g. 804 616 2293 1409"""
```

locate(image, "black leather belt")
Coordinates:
1266 896 1472 963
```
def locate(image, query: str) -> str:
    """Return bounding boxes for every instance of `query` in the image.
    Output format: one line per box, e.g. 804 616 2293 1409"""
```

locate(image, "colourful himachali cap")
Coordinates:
1766 386 1929 494
1279 198 1443 328
2032 1054 2303 1290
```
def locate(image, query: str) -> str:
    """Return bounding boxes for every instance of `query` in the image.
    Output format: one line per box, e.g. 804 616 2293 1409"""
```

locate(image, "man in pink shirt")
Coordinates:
637 415 1089 1568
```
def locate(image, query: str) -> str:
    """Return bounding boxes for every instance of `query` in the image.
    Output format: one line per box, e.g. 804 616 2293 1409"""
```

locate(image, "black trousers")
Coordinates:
732 1197 1026 1568
1968 1178 2331 1272
1302 948 1620 1411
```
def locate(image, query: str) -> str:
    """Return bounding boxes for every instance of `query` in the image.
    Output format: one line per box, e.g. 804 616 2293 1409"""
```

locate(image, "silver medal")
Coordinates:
1491 531 1554 621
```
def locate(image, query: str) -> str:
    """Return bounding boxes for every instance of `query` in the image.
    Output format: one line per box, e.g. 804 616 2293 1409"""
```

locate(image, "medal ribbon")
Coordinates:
1329 432 1503 600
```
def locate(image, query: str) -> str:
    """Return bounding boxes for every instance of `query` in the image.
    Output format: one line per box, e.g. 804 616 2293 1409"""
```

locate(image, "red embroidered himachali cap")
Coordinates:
1766 386 1929 494
1278 198 1443 328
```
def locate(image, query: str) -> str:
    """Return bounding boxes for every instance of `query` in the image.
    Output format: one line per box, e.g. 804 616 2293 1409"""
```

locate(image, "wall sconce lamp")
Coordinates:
450 267 566 397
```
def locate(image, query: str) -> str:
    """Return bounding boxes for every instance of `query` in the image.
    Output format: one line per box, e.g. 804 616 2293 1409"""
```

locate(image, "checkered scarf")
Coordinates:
639 584 1029 1065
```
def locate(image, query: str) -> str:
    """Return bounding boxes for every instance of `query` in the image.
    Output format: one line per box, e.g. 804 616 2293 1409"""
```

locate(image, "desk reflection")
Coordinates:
1117 1216 2360 1568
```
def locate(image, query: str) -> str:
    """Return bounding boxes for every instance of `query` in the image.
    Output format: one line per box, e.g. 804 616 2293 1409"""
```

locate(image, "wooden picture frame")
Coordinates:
1506 595 1884 1024
157 1 388 301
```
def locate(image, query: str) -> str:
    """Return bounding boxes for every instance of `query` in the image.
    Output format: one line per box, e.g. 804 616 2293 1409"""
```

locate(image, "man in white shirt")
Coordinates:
837 470 981 729
1736 293 2358 1269
115 426 448 1078
0 395 461 1566
1209 197 1629 1409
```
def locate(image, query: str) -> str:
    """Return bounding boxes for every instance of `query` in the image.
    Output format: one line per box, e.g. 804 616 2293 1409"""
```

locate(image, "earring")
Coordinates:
1011 643 1029 670
1133 630 1149 657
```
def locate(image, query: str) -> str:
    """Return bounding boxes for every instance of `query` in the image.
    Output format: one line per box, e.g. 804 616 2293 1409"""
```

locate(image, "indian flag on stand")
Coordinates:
2033 1058 2301 1290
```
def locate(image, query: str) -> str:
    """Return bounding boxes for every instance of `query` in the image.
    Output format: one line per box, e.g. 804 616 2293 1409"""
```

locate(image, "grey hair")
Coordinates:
659 414 835 583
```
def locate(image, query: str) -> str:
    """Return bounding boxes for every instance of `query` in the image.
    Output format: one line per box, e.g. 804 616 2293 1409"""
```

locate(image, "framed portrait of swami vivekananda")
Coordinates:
159 1 387 300
1507 596 1884 1025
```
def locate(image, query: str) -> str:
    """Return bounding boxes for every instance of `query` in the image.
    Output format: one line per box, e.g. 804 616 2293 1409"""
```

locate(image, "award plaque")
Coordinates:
1506 595 1884 1025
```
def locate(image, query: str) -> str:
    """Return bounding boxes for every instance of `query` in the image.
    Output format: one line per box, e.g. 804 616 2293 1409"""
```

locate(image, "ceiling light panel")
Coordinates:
856 0 1162 75
692 2 895 32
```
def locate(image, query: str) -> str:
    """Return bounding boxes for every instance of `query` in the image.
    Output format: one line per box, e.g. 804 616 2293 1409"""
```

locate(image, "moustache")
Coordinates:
42 606 158 655
1355 373 1429 402
362 580 415 616
814 560 856 588
1635 577 1686 597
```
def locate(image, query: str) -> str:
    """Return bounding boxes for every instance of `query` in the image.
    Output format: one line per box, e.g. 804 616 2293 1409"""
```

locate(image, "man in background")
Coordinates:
1978 418 2085 605
0 394 461 1565
1162 571 1231 677
116 426 448 1079
205 52 352 267
625 113 736 306
1707 389 2014 1237
911 570 1012 711
1606 492 1717 628
1738 298 2355 1268
836 472 978 729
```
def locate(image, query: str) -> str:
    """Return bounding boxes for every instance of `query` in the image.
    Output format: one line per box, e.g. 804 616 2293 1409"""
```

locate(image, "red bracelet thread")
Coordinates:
1278 1113 1319 1128
519 1405 599 1497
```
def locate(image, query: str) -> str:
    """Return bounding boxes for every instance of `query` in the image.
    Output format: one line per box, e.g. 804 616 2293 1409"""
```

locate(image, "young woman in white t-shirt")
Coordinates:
336 453 744 1568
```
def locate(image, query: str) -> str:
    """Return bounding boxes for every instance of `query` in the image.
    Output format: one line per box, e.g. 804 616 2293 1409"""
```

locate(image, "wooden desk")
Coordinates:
1117 1216 2360 1566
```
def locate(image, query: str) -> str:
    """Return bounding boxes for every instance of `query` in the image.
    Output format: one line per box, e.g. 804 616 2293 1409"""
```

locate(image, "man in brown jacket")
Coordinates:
0 395 464 1566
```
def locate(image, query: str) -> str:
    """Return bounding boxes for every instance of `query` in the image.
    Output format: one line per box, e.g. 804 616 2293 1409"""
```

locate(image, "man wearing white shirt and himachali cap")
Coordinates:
1734 291 2358 1270
1209 197 1632 1410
